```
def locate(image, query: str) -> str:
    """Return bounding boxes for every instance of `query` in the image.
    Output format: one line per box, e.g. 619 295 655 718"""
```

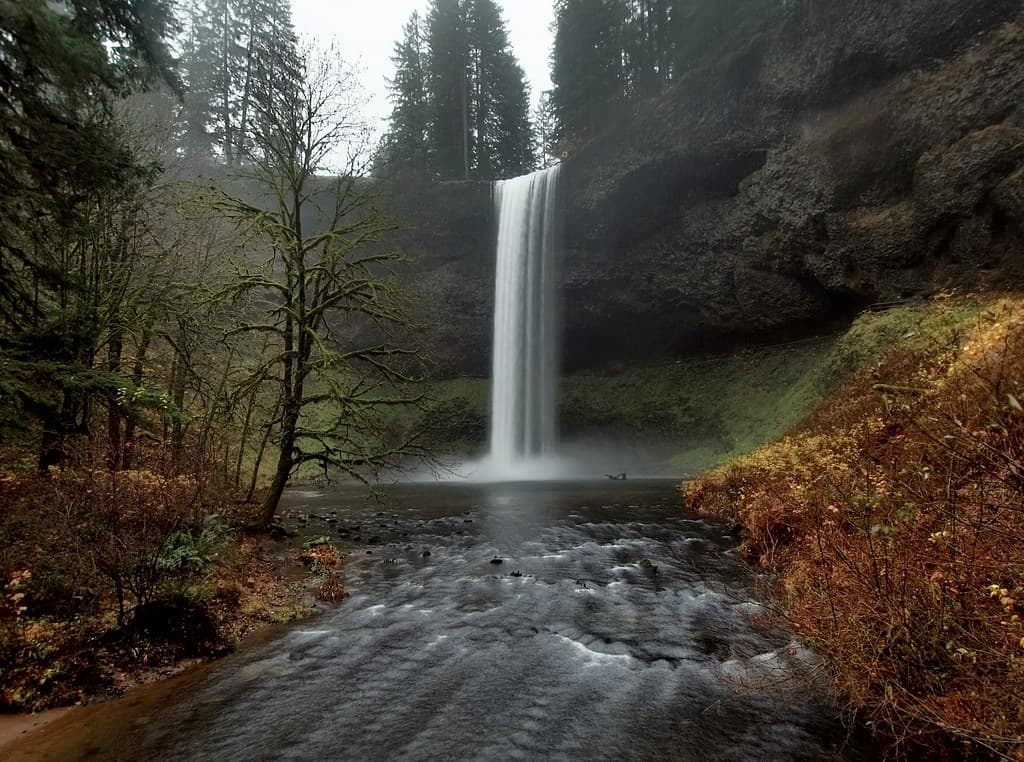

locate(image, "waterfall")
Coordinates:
488 165 561 472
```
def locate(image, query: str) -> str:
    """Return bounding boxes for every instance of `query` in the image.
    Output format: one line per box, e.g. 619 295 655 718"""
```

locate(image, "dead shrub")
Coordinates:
0 443 237 710
686 296 1024 758
316 573 346 603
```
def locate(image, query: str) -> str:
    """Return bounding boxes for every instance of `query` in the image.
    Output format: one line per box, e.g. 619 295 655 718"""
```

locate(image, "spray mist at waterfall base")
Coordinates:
400 437 689 484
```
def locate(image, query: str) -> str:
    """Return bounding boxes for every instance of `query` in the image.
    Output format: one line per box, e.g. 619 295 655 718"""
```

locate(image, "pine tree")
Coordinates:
551 0 787 145
622 0 673 95
0 0 179 463
426 0 470 179
550 0 628 146
491 57 535 177
238 0 302 164
380 11 430 176
532 91 559 168
178 0 216 158
419 0 535 181
180 0 300 165
182 0 242 162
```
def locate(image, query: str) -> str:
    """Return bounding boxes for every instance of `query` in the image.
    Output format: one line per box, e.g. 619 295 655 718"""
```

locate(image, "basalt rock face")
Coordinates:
379 180 495 377
560 0 1024 370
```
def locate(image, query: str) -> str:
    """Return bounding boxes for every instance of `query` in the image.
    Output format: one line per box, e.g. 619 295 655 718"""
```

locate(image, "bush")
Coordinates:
0 443 240 710
51 466 211 625
159 514 227 574
686 295 1024 758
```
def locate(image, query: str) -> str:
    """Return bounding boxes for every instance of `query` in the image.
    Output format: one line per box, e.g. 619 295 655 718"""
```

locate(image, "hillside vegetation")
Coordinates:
407 308 983 473
687 294 1024 758
402 336 836 469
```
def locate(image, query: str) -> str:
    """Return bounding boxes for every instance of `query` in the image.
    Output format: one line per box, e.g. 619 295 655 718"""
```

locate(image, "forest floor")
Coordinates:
686 293 1024 759
0 480 344 723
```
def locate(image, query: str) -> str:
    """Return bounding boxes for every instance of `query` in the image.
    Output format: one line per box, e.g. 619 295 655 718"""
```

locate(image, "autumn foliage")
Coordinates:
687 295 1024 758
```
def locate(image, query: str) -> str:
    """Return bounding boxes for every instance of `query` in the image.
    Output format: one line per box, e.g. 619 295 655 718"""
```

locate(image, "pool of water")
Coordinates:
10 480 851 760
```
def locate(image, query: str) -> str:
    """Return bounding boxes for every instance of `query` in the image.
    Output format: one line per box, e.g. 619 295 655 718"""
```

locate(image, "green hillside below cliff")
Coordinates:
404 297 985 472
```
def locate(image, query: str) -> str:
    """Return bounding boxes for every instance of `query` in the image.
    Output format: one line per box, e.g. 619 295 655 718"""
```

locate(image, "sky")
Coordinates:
290 1 556 141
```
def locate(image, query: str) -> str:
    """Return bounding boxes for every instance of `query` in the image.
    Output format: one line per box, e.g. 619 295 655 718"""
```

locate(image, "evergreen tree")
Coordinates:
426 0 470 179
622 0 673 95
418 0 535 181
380 11 430 175
490 57 535 177
0 0 179 463
180 0 300 165
551 0 783 147
532 91 559 167
238 0 302 163
187 0 244 163
465 0 535 179
550 0 628 146
178 0 216 157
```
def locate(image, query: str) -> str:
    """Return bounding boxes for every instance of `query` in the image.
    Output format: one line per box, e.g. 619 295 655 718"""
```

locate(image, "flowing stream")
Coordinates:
10 481 853 760
11 179 848 758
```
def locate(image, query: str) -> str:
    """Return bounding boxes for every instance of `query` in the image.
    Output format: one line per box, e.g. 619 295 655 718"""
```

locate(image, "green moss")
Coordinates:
391 378 491 456
819 300 983 390
560 336 837 470
387 297 988 473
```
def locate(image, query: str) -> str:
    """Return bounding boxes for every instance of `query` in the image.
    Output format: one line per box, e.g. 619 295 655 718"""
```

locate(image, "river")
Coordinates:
7 479 851 760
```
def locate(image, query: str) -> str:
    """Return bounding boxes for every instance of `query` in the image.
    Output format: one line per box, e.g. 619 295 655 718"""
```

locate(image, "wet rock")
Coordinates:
697 635 731 660
914 124 1024 223
421 550 432 558
639 559 659 575
548 1 1024 371
130 596 225 657
489 557 503 565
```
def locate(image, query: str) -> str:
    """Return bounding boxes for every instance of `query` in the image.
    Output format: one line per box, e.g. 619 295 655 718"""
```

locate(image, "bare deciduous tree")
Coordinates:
210 47 426 526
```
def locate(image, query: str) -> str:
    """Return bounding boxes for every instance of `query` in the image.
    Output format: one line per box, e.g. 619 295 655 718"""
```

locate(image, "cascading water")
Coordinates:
488 165 561 475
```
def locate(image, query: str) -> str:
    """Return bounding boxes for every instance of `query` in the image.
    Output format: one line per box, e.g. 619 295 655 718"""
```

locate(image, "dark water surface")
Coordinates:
16 480 851 760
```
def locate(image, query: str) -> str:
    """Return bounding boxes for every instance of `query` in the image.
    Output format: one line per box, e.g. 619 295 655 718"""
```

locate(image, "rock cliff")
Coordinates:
561 0 1024 369
378 180 494 376
389 0 1024 377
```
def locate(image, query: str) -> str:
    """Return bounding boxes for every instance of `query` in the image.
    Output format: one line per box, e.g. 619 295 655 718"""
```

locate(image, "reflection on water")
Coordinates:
18 481 851 761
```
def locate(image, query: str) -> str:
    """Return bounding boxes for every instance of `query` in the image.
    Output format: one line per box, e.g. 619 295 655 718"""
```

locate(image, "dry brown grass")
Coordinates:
687 295 1024 759
0 444 320 712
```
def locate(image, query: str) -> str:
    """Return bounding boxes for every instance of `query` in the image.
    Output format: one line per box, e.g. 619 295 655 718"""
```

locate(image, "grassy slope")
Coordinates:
408 335 838 470
411 301 986 475
687 294 1023 758
561 337 834 470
